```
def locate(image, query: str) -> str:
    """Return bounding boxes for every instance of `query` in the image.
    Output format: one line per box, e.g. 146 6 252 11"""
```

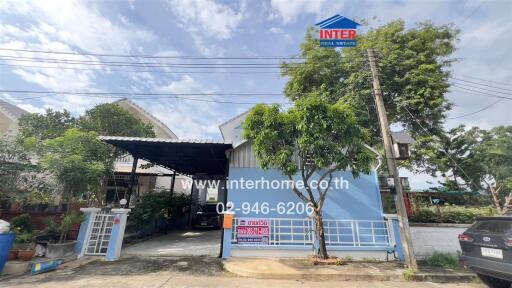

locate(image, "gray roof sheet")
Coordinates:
390 131 415 144
0 99 29 118
98 136 231 145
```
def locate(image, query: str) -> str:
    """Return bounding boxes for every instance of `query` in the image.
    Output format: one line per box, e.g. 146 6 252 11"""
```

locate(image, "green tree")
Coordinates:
413 125 484 190
18 109 77 140
0 137 32 199
41 128 114 206
79 103 155 137
282 21 457 147
243 94 374 259
470 126 512 214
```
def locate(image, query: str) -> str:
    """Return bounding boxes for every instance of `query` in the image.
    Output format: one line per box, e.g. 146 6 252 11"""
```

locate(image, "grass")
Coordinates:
425 252 459 269
403 268 417 281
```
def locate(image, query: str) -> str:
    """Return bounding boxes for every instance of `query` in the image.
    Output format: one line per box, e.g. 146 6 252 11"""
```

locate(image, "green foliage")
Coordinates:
243 93 374 177
416 125 512 213
14 232 34 244
129 192 190 230
283 21 458 144
243 92 374 259
18 109 77 141
403 268 417 281
79 103 155 137
425 252 459 269
10 213 34 233
409 205 498 224
41 128 114 203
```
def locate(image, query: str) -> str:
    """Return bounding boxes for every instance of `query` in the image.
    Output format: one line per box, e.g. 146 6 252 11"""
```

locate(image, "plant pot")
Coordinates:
7 250 18 260
46 241 76 259
17 249 35 261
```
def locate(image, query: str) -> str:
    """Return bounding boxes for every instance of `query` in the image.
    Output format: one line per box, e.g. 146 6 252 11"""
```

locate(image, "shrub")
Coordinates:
410 205 498 224
128 192 191 231
403 268 417 281
10 213 34 233
425 252 459 269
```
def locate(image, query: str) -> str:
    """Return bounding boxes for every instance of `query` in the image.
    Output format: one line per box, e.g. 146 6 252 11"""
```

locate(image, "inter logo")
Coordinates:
315 14 360 47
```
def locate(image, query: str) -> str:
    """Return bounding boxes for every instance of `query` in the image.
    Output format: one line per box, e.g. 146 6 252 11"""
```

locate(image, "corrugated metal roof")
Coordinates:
390 131 415 144
98 136 231 145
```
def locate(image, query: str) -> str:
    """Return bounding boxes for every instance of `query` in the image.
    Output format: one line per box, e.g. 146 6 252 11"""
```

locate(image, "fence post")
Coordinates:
221 212 234 258
384 214 404 260
76 208 101 257
105 208 131 261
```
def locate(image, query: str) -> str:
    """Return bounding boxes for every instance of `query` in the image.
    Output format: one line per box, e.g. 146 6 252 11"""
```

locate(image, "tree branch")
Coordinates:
287 174 309 203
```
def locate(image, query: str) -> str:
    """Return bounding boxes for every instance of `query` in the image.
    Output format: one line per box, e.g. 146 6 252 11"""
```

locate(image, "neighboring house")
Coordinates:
103 98 189 205
0 99 29 137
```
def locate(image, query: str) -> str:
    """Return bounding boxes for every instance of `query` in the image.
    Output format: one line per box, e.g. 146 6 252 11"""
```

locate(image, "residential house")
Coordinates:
103 98 190 205
0 99 29 138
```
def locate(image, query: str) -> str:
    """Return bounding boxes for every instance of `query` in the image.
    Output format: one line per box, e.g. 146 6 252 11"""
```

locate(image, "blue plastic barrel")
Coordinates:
0 233 16 273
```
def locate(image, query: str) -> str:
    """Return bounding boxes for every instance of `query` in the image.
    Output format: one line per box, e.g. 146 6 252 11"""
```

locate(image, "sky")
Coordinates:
0 0 511 189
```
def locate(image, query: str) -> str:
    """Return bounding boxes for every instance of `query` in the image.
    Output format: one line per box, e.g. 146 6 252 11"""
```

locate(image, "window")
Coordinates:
470 220 512 234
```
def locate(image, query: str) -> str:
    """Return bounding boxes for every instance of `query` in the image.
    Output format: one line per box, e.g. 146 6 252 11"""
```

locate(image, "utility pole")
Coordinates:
367 48 417 270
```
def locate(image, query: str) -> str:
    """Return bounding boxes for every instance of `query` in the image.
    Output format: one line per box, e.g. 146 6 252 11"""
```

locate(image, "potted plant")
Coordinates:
9 214 35 261
45 212 84 259
15 232 35 261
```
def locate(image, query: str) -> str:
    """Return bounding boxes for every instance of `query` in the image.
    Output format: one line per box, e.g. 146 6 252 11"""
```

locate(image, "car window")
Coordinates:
470 220 512 234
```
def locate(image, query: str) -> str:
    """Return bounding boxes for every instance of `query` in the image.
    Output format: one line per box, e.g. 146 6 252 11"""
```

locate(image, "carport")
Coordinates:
99 136 232 257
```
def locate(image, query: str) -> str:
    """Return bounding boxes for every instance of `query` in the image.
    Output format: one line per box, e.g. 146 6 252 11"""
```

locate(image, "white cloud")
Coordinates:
269 0 344 24
168 0 244 39
0 0 160 114
150 75 227 138
1 0 155 54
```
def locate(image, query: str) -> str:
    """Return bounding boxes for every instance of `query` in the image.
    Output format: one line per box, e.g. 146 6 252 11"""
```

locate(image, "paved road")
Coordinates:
1 273 485 288
1 256 485 288
123 229 222 257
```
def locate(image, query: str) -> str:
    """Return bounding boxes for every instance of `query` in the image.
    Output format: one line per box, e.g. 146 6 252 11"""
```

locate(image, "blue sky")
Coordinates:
1 0 511 188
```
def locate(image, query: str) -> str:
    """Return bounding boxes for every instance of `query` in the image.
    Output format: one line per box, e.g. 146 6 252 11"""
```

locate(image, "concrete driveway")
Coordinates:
123 229 222 257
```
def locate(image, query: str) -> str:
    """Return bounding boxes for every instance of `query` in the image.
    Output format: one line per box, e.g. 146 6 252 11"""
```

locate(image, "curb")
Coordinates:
412 272 477 283
224 260 404 281
224 260 478 283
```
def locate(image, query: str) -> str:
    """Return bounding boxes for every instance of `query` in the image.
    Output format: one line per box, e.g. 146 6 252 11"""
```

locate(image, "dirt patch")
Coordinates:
71 256 224 276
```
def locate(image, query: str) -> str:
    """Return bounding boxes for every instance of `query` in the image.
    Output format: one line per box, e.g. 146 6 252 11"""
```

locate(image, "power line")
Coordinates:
0 47 361 60
454 74 512 88
458 0 490 27
401 104 475 183
0 57 287 69
0 63 282 74
450 84 512 100
447 99 502 119
0 89 284 97
449 81 512 96
450 77 512 92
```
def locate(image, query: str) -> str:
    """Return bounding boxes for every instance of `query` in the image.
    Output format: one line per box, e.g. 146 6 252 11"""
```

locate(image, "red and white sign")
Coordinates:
236 218 269 244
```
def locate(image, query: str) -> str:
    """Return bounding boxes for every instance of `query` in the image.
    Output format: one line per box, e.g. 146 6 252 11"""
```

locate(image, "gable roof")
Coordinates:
391 131 416 144
218 109 250 141
113 98 177 139
315 14 360 29
0 99 29 120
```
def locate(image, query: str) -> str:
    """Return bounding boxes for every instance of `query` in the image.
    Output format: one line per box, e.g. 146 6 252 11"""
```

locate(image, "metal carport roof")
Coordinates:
99 136 232 176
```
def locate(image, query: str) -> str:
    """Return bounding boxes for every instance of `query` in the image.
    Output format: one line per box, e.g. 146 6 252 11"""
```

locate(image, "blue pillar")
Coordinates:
75 208 101 257
222 228 232 258
106 209 130 261
384 214 404 261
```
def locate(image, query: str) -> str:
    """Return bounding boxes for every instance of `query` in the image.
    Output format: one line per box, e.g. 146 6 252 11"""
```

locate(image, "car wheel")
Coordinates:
477 274 512 288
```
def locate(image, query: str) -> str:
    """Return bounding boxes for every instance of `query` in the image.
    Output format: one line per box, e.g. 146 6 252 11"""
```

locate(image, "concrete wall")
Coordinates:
410 224 470 259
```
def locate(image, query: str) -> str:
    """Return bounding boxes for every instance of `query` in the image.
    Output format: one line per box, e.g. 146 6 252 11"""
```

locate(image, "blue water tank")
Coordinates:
0 233 16 273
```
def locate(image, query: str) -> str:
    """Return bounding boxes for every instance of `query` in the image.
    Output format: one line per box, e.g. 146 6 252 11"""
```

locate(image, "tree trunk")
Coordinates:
315 213 328 259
